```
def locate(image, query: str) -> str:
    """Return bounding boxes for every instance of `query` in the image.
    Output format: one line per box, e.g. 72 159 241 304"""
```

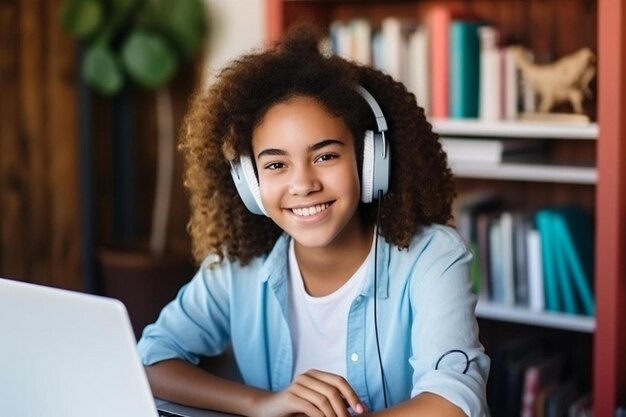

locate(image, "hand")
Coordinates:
253 369 367 417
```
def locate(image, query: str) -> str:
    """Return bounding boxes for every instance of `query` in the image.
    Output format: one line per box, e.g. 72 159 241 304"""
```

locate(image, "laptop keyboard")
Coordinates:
158 410 186 417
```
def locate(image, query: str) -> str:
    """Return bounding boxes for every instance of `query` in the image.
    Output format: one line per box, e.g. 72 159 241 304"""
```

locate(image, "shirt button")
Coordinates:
351 353 359 362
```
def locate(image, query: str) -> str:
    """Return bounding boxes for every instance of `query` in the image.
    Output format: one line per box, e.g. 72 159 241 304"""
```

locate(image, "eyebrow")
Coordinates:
256 139 345 159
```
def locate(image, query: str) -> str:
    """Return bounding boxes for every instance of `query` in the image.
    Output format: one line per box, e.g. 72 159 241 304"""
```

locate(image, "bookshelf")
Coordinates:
266 0 626 415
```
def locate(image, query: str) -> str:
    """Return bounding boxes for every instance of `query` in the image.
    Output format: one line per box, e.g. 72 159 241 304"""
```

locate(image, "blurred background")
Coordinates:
0 0 265 334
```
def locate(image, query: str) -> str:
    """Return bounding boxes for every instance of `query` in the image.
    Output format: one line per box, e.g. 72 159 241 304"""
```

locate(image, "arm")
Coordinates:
365 392 466 417
146 359 265 416
147 360 367 417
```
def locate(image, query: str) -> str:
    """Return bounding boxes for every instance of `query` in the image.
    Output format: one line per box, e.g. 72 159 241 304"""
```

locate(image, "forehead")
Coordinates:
252 96 354 149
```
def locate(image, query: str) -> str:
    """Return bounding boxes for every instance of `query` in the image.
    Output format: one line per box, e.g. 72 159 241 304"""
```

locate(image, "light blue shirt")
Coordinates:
138 224 490 416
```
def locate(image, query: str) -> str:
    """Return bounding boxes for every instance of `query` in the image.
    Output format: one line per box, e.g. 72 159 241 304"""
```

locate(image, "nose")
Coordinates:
288 164 321 196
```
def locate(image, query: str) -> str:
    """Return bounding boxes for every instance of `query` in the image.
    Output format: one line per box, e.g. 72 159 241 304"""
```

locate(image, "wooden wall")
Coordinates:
0 1 199 291
0 0 81 290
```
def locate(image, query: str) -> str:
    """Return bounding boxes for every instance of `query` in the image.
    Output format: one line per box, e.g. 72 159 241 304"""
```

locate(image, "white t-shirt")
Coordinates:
287 238 373 379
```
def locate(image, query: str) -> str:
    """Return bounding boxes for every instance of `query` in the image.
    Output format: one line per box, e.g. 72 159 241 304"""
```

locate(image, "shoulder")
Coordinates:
197 234 290 285
386 224 471 278
392 224 468 258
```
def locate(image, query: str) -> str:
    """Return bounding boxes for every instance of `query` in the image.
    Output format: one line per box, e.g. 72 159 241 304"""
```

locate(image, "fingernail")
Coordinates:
355 403 365 414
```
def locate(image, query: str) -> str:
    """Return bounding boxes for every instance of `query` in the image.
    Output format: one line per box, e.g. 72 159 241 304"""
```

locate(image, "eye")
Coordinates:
314 153 339 163
264 161 286 170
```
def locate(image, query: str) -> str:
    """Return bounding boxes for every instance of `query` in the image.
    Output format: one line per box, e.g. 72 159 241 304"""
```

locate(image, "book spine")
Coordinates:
449 20 481 118
429 7 450 118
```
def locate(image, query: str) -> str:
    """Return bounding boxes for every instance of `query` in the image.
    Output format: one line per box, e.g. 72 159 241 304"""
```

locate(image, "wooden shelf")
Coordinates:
450 162 597 184
268 0 626 412
476 301 596 333
431 118 599 140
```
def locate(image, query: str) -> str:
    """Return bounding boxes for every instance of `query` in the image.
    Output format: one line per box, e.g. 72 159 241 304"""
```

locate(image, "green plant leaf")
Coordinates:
138 0 206 60
160 0 206 59
82 45 124 95
59 0 103 39
121 30 178 89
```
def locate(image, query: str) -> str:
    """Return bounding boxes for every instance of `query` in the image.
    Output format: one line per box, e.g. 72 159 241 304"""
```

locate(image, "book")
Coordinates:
381 17 405 81
513 212 531 306
441 137 544 165
520 353 565 417
500 211 516 306
535 209 561 312
503 45 520 120
478 25 502 121
488 337 547 417
406 25 430 113
552 206 595 316
526 228 545 312
349 19 372 65
449 19 481 118
428 7 450 118
453 191 501 295
545 379 582 417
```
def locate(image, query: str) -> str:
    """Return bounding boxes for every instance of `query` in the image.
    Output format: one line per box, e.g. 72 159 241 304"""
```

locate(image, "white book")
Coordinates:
406 25 430 113
441 137 543 164
329 20 352 60
381 17 404 81
350 19 372 65
478 26 502 121
526 228 545 312
371 30 385 72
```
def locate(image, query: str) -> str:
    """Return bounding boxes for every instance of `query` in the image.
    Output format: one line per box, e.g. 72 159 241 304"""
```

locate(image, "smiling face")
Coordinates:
252 96 364 251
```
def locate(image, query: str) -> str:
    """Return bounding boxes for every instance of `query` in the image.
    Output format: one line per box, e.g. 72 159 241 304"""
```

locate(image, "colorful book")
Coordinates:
552 206 595 316
449 19 481 118
428 7 450 118
535 209 561 312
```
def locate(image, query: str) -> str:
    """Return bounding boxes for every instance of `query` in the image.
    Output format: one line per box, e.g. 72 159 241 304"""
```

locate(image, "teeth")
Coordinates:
292 203 330 217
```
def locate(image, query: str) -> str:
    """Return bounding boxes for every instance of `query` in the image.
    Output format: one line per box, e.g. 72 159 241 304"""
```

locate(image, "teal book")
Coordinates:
553 206 595 316
552 213 579 314
449 20 481 118
535 209 561 312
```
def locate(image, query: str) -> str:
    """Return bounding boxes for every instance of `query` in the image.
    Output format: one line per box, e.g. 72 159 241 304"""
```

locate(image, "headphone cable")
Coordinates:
373 190 388 409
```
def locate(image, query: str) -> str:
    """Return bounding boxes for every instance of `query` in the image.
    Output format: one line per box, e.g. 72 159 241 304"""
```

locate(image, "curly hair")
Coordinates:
179 25 455 265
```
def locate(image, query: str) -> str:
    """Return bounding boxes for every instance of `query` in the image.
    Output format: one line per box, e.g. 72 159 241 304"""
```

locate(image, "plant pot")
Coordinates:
98 245 196 338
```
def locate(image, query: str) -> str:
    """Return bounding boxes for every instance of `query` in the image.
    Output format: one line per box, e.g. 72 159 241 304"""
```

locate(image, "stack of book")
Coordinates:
327 8 537 121
488 337 591 417
453 192 595 317
440 137 545 166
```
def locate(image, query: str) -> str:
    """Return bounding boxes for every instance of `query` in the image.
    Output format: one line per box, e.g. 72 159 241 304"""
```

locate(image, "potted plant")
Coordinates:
59 0 208 336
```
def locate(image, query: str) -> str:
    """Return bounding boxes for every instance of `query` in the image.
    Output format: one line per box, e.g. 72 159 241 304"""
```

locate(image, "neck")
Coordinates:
294 221 375 297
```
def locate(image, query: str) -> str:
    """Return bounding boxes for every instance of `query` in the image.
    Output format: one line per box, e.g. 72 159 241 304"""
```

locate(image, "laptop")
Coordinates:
0 277 237 417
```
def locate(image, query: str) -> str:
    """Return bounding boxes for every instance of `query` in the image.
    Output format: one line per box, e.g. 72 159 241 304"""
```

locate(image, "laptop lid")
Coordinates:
0 278 233 417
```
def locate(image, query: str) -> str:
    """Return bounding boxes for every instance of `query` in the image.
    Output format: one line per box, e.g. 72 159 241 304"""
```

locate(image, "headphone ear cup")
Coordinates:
229 156 268 216
361 130 375 203
361 130 390 204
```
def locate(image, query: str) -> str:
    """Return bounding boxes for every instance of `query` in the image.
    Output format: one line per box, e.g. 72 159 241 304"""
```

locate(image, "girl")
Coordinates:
138 26 489 417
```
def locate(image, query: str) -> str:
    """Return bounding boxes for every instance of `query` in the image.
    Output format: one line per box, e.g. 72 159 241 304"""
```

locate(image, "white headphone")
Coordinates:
229 85 390 216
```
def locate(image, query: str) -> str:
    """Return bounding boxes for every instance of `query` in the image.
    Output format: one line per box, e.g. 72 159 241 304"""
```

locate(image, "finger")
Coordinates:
290 381 341 417
294 372 350 416
304 370 365 413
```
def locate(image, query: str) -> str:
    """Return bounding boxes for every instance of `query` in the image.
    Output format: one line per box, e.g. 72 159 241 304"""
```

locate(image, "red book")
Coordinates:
429 7 450 118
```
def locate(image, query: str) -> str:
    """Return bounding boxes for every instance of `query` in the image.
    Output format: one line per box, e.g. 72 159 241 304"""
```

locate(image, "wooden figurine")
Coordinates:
510 46 595 114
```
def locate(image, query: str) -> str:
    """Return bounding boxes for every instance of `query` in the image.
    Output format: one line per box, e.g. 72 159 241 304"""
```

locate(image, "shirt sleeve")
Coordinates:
137 259 232 366
409 227 491 417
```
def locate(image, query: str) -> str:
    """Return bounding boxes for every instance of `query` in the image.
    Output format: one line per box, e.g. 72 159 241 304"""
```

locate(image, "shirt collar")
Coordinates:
259 232 390 299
